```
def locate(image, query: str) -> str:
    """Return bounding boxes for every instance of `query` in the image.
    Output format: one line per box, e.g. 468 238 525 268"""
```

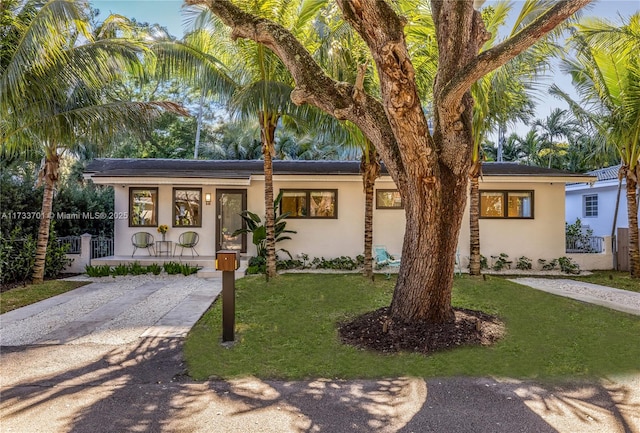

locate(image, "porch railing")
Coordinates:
56 236 82 254
91 236 114 259
566 236 604 253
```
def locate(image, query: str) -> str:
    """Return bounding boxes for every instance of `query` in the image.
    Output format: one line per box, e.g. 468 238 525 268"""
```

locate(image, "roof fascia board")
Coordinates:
482 175 596 184
88 176 251 186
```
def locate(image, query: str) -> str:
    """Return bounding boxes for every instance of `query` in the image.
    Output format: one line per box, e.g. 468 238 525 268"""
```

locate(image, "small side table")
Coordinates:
156 240 173 257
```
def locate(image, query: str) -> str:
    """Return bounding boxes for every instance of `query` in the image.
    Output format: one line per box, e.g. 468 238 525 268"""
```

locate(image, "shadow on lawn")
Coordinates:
1 339 638 432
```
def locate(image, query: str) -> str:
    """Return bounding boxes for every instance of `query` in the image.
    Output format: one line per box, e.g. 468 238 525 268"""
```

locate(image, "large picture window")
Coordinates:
480 190 533 219
280 189 337 218
129 188 158 227
376 189 403 209
583 194 598 217
173 188 201 227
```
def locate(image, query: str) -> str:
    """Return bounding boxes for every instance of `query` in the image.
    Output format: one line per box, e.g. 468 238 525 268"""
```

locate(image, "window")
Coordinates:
376 190 403 209
280 189 337 218
173 188 201 227
583 194 598 217
480 190 533 219
129 188 158 227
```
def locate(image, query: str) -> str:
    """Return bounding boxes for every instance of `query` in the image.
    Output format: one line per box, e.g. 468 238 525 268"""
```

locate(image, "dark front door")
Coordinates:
216 190 247 252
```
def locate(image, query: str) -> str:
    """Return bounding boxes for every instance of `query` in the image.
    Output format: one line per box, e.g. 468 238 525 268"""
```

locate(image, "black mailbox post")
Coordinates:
216 250 239 342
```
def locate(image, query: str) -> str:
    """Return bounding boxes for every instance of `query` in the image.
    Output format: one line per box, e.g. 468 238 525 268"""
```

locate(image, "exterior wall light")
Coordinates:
205 193 212 205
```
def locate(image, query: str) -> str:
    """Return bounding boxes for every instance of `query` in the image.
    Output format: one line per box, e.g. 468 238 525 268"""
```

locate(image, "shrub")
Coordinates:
538 258 558 271
0 225 71 284
111 264 129 276
558 256 580 274
180 263 200 276
147 263 162 275
85 264 111 277
45 226 72 279
164 262 183 275
516 256 532 271
128 262 149 276
491 253 512 271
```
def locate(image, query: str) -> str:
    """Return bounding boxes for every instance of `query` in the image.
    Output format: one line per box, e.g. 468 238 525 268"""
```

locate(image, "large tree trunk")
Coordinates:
259 112 278 279
360 144 380 280
192 0 591 323
626 173 640 278
389 153 470 323
32 154 60 284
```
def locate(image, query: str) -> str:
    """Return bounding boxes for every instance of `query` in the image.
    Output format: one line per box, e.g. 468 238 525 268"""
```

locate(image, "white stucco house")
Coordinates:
84 158 601 270
566 165 635 237
566 164 639 271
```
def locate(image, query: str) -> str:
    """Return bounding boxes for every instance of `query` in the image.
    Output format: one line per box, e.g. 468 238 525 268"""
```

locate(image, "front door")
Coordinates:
216 190 247 252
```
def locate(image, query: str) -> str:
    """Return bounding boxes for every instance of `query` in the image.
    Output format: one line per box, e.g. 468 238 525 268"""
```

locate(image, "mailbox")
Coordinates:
216 250 240 271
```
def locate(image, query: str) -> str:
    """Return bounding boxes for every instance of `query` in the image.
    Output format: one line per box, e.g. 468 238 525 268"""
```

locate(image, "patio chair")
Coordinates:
174 231 200 257
374 245 400 278
131 232 155 257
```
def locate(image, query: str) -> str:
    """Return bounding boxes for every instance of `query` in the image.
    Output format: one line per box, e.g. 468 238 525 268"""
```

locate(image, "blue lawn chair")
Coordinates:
374 245 400 278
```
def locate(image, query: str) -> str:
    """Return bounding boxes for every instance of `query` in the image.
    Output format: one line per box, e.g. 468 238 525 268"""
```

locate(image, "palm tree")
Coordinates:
533 108 581 168
551 13 640 277
309 5 383 278
187 0 326 279
468 1 556 276
0 0 187 283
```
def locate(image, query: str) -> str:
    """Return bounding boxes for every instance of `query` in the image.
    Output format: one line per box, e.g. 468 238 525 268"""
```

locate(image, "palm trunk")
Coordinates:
469 172 481 276
32 154 60 284
626 173 640 278
260 112 278 280
360 145 380 280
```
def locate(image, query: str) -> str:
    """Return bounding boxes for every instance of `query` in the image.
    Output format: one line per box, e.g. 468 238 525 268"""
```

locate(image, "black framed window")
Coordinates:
129 188 158 227
173 188 202 227
480 190 534 219
280 189 338 218
583 194 598 217
376 189 403 209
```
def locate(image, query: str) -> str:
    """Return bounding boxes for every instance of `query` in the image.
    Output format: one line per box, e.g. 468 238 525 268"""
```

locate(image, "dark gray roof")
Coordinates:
84 158 591 179
481 162 590 178
585 164 621 181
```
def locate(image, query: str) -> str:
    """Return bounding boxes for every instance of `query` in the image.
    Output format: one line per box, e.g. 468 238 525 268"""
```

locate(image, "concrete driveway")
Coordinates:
1 275 639 432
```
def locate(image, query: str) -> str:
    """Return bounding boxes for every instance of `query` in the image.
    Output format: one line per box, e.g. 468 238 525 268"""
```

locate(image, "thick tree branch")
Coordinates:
185 0 404 182
336 0 435 175
441 0 592 108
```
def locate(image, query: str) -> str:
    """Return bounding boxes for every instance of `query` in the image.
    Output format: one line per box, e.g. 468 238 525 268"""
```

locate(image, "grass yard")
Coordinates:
0 280 89 314
565 270 640 293
184 274 640 381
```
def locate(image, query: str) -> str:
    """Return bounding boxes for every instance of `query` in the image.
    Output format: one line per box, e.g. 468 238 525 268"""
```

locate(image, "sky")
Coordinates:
90 0 639 138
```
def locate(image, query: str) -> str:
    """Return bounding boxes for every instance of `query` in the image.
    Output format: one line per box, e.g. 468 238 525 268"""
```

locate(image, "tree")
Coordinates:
187 0 591 323
188 0 325 279
468 1 553 276
533 108 581 168
551 13 640 277
0 0 187 283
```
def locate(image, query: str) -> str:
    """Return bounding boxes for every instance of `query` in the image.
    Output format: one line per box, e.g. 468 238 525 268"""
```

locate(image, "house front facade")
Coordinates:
85 159 597 269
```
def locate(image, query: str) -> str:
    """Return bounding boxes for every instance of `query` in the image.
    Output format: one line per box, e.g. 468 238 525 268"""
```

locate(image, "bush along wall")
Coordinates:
0 224 71 286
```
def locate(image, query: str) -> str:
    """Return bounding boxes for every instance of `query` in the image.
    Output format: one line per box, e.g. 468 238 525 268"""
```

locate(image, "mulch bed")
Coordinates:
339 307 505 355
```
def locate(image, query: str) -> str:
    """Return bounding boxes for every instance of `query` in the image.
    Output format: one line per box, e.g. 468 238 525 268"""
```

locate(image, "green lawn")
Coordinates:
0 280 89 314
565 270 640 293
184 274 640 381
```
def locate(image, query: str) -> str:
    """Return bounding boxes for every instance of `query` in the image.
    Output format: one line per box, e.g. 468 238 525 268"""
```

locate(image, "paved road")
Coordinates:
1 275 639 432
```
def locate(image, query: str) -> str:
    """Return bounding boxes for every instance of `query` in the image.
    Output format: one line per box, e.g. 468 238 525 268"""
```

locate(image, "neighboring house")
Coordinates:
566 164 639 271
566 164 634 237
84 159 597 269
